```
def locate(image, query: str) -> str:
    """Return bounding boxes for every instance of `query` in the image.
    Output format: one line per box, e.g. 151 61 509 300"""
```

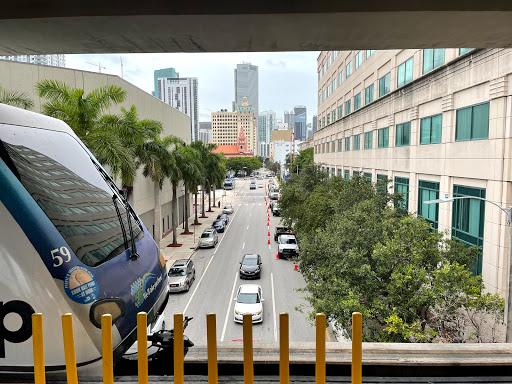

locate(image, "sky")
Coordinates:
66 52 319 124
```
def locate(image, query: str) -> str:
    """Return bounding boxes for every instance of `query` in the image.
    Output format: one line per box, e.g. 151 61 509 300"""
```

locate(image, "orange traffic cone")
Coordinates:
294 263 298 271
276 253 279 259
268 231 270 236
268 239 270 245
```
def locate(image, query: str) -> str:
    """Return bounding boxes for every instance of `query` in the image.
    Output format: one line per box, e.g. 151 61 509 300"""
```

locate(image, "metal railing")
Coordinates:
31 311 363 384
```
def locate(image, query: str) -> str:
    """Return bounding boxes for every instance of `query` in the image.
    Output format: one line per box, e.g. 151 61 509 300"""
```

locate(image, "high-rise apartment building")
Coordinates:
234 63 259 123
258 110 276 158
284 110 295 132
0 54 65 67
293 105 307 141
212 97 257 154
153 67 178 97
314 48 512 296
157 77 199 141
198 122 212 144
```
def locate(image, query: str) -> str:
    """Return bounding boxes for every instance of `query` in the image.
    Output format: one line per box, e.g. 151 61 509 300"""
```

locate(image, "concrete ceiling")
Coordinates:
1 1 512 55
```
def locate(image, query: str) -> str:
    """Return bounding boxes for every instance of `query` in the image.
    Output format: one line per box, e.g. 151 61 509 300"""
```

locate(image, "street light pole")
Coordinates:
425 195 512 342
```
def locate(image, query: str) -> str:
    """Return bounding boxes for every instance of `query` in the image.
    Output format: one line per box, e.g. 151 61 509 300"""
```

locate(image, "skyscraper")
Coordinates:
153 68 178 97
313 115 318 133
0 54 65 67
258 110 276 158
293 106 307 141
234 63 259 123
199 122 212 144
157 77 199 141
284 110 295 130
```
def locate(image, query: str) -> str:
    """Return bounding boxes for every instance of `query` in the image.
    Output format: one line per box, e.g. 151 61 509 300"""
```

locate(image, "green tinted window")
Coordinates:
420 114 442 144
379 73 391 97
395 122 411 147
455 102 489 141
353 134 360 150
378 127 389 148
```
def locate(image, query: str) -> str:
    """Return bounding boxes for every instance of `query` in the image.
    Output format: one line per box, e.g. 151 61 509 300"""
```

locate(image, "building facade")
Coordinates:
153 67 178 97
0 54 65 67
258 110 276 158
198 121 212 144
234 63 259 122
284 110 295 132
314 48 512 295
313 115 318 133
294 105 307 141
211 97 257 154
157 77 199 141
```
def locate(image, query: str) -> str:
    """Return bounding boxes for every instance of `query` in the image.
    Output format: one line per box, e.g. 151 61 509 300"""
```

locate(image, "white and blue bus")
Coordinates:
224 179 235 190
0 104 169 375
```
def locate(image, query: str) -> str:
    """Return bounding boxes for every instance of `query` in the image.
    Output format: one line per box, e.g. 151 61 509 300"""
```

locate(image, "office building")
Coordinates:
313 115 318 133
153 67 178 97
157 77 199 141
199 121 212 144
258 110 276 158
211 97 257 156
294 105 307 141
234 63 259 122
314 48 511 295
307 123 313 139
0 54 65 67
284 110 295 132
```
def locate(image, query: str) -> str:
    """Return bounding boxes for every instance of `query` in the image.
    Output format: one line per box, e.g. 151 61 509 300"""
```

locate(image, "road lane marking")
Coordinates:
183 201 241 316
268 244 271 250
271 273 277 342
242 242 245 249
221 272 238 342
247 225 249 229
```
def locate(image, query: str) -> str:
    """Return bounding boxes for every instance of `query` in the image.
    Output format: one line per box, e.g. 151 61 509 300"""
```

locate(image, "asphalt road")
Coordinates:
162 178 317 344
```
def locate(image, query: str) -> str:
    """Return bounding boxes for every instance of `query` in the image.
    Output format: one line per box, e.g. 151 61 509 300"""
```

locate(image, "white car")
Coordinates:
223 205 234 214
233 284 264 323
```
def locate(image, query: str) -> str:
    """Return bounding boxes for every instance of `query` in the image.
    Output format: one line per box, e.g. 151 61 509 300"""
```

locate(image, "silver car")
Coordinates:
199 228 218 248
223 205 234 214
168 259 195 292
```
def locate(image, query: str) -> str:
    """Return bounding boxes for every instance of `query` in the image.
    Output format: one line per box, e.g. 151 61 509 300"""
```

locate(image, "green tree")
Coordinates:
0 85 34 110
225 156 262 174
291 147 314 174
178 144 202 233
36 80 132 181
166 137 187 245
279 168 504 342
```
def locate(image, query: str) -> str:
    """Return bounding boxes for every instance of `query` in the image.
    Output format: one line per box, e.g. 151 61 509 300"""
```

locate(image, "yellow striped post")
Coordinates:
61 313 78 384
32 313 45 384
279 313 289 384
243 314 254 384
137 312 148 384
174 313 184 384
351 312 362 384
101 314 113 384
206 313 218 384
315 313 326 384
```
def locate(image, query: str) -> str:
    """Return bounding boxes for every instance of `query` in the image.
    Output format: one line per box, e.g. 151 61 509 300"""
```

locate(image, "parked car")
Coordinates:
239 254 262 279
199 228 219 248
277 234 299 259
168 259 196 292
212 220 226 233
223 205 234 214
270 191 280 200
217 213 229 225
234 284 264 323
272 202 280 216
274 226 292 242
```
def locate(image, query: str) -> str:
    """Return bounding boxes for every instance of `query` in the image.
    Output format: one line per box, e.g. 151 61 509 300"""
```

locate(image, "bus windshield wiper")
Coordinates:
112 195 129 254
126 203 139 260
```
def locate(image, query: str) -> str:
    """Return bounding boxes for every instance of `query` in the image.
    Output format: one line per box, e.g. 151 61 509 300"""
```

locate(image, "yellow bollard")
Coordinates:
174 313 184 384
61 313 78 384
101 314 113 384
315 313 326 384
206 313 218 384
137 312 148 384
243 314 254 384
32 313 46 384
351 312 362 384
279 313 289 384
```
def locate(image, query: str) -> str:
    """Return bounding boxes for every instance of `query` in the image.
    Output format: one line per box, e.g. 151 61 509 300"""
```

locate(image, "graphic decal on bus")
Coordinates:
130 273 162 308
64 266 99 304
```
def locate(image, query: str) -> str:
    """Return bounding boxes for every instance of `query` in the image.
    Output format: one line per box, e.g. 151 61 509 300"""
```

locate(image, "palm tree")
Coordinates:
205 151 225 210
167 138 187 245
0 85 34 110
35 79 133 181
190 141 210 218
137 136 176 248
177 144 202 234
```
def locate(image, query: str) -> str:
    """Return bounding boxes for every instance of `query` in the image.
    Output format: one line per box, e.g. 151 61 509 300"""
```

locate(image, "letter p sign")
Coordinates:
0 301 35 358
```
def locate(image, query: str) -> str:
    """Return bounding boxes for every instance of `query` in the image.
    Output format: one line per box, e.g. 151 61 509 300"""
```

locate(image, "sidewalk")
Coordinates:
159 189 238 269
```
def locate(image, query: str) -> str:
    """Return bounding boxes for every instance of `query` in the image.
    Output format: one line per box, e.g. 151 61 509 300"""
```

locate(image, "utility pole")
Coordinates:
86 61 106 73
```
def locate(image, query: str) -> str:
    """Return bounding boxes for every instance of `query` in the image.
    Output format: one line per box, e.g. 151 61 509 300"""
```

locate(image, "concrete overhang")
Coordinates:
1 1 512 55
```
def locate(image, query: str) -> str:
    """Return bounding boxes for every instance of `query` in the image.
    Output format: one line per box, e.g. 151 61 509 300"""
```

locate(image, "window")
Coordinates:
331 167 335 176
423 49 445 74
337 105 343 119
355 51 363 69
397 57 413 87
318 71 321 81
378 72 391 97
327 114 330 125
377 174 388 194
322 143 325 153
418 180 439 229
332 79 337 92
420 114 442 144
323 89 326 101
328 55 332 68
346 61 353 78
353 134 360 150
323 63 327 74
364 172 372 181
337 169 342 176
459 48 473 55
345 100 351 115
338 138 343 152
353 171 360 176
345 137 351 151
318 94 322 105
395 122 411 147
455 102 489 141
338 70 344 86
354 93 361 111
394 177 409 210
327 84 331 97
364 131 373 149
344 170 350 180
333 51 338 59
366 50 376 59
331 110 335 122
378 127 389 148
332 141 336 152
451 185 486 275
365 84 374 105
